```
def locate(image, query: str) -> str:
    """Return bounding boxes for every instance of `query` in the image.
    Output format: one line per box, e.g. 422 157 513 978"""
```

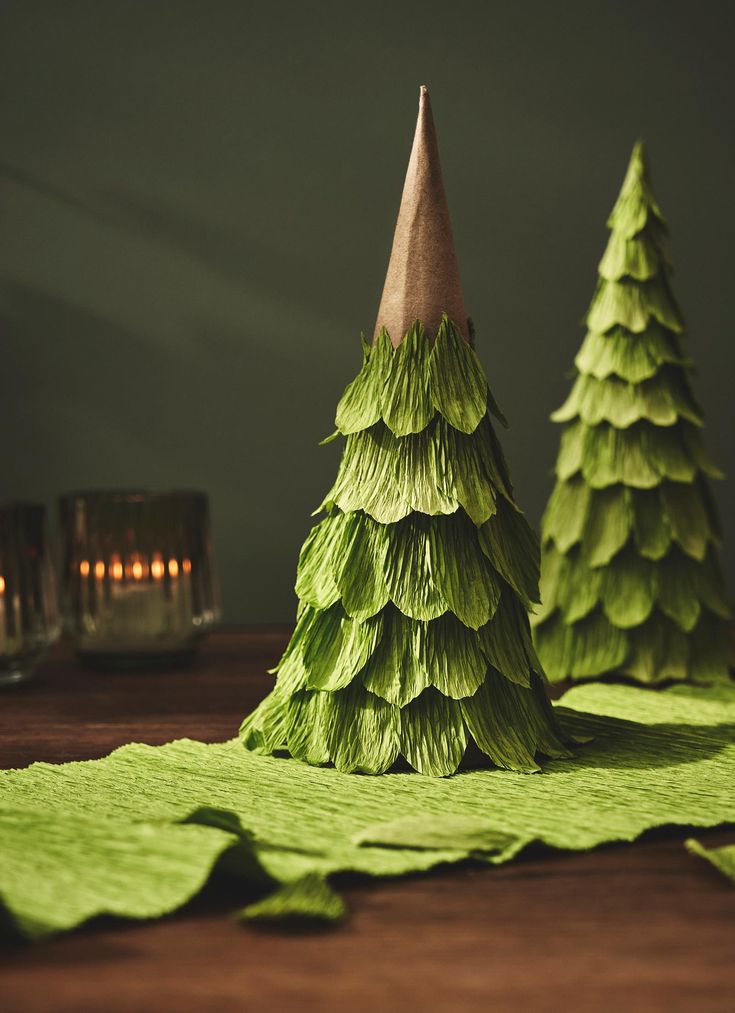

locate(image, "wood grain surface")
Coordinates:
1 630 733 1013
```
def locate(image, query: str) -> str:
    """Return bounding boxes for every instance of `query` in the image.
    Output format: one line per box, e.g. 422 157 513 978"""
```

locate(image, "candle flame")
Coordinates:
94 561 105 580
111 557 124 581
79 560 90 578
151 555 165 580
132 560 144 581
168 558 179 578
182 558 192 574
0 576 5 594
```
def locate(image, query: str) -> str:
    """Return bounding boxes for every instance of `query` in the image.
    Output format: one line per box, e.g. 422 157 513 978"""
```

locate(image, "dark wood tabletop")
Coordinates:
1 630 734 1013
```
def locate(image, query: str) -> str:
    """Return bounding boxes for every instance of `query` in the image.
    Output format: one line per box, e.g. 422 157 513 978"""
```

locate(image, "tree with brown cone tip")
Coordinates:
533 141 732 686
240 87 573 775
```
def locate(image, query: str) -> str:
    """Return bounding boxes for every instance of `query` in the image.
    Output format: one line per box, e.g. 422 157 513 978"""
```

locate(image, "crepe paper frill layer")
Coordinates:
2 679 735 939
533 141 732 685
239 317 572 776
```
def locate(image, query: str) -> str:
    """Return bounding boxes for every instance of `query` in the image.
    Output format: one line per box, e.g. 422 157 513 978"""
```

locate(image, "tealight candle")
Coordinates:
59 491 220 668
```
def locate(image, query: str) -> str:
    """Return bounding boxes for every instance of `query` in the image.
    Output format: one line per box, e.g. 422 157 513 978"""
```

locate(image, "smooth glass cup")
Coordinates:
59 490 220 669
0 502 60 687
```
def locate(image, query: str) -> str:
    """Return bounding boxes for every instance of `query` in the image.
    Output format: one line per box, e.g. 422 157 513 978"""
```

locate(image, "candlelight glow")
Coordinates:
182 558 192 574
94 561 105 580
0 576 5 594
132 560 144 581
79 560 90 578
110 556 123 581
151 556 165 580
168 558 180 578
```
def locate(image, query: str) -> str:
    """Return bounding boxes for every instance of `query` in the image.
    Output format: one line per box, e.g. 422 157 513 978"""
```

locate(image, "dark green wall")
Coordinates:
1 0 733 621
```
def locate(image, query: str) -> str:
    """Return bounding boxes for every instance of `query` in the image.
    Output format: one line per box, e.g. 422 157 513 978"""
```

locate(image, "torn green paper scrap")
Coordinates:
0 809 237 940
239 873 346 922
685 838 735 886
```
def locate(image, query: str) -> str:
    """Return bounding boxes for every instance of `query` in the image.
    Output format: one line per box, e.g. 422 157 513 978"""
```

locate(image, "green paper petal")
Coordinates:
541 476 590 552
554 549 603 623
325 682 400 774
239 684 292 753
302 605 383 692
334 512 390 620
382 323 434 437
361 609 430 707
582 485 633 566
429 514 503 628
284 690 332 766
460 672 571 772
478 498 540 608
632 488 672 560
295 514 345 609
660 481 714 561
335 329 392 434
479 591 538 687
601 550 655 627
428 316 489 434
400 688 468 776
421 612 487 699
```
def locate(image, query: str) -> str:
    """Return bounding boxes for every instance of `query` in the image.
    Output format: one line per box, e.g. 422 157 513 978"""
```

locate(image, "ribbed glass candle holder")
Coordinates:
59 491 220 669
0 502 60 687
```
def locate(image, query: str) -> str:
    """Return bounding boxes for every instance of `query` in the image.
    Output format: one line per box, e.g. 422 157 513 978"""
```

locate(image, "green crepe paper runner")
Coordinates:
534 141 732 685
2 680 735 939
685 839 735 886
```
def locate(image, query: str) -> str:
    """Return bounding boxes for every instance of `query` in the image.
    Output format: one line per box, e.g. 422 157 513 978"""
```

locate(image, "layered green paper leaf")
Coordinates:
297 510 512 629
334 317 499 437
322 416 513 526
4 680 735 939
536 141 732 685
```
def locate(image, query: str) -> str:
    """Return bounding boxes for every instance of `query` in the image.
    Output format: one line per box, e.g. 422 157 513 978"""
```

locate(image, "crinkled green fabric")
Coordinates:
534 141 732 684
242 315 568 776
1 680 734 940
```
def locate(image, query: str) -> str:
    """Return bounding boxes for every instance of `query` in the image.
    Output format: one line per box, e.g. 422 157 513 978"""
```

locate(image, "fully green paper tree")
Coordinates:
240 316 572 774
533 142 732 684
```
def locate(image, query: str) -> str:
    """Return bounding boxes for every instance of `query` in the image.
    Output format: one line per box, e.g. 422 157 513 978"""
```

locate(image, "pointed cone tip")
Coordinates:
373 89 468 346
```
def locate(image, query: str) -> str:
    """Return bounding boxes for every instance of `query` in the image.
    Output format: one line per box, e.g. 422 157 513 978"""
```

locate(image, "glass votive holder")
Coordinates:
59 490 220 669
0 502 60 687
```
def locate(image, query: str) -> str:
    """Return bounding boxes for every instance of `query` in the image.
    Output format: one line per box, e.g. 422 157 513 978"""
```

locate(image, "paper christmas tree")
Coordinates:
533 141 732 685
240 87 571 775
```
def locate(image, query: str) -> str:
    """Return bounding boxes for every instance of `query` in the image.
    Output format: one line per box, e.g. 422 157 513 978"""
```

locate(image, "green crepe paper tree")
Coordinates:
240 316 573 774
533 141 732 685
240 86 571 776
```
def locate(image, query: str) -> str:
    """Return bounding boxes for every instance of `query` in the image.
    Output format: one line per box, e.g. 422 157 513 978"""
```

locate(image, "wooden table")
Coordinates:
1 630 733 1013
